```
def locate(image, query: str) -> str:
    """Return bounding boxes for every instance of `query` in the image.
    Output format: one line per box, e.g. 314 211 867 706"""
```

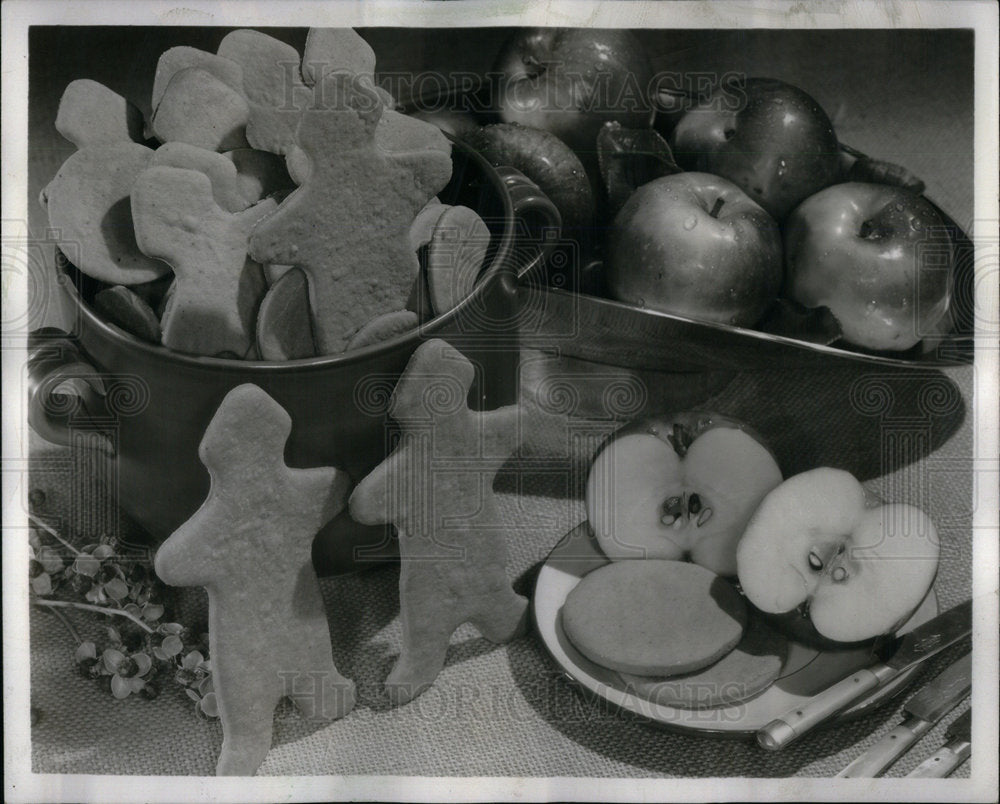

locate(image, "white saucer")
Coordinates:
532 521 938 736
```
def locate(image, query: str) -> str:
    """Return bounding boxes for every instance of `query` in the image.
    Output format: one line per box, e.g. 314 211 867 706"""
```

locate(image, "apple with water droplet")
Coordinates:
784 182 954 352
605 172 783 327
586 411 782 576
671 77 842 220
493 28 655 158
736 467 940 644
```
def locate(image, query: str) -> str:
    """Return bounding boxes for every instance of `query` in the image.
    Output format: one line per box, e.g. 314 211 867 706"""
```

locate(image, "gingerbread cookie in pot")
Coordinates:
247 71 452 354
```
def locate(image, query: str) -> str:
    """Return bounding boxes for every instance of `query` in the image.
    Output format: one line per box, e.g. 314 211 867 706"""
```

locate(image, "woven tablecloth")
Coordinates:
20 20 984 789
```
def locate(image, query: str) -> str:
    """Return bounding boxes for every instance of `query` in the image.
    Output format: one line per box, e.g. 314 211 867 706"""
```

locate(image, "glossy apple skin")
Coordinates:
671 77 841 220
494 28 654 157
461 122 595 238
606 172 782 327
784 182 953 351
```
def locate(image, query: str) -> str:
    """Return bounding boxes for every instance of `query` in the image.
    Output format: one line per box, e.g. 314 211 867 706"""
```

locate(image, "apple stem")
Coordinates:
709 198 725 219
667 424 693 457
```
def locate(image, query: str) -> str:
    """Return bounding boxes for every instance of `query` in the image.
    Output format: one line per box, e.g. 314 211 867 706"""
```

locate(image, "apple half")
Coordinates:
736 467 940 643
585 412 782 576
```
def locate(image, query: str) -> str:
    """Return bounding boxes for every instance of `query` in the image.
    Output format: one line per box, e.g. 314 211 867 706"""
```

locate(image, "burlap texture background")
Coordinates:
22 25 979 782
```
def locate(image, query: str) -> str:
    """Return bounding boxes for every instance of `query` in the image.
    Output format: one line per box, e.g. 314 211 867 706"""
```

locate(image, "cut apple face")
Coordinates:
737 467 940 643
585 414 782 576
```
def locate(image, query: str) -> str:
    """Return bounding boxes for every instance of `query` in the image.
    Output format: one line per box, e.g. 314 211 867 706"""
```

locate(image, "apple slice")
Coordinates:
562 559 747 677
736 467 940 643
585 412 782 575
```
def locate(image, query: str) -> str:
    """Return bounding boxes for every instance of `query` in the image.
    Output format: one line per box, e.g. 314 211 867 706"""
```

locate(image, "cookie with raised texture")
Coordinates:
131 165 274 357
349 339 529 705
154 383 355 775
248 72 451 354
216 29 313 159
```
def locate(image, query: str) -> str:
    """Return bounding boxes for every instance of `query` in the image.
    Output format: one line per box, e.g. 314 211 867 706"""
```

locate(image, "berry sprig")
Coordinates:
28 511 218 718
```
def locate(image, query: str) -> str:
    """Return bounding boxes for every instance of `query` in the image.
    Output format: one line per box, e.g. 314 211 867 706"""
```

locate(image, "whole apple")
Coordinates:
784 182 953 352
493 28 654 158
461 122 595 242
671 77 842 221
606 172 783 327
586 410 782 576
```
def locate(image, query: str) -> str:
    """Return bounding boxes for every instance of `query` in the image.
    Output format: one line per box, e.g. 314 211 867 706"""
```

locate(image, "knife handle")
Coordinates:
837 719 931 777
758 663 896 750
905 740 971 778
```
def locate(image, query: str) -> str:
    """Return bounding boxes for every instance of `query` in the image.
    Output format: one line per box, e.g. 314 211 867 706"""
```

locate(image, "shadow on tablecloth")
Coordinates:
502 362 967 500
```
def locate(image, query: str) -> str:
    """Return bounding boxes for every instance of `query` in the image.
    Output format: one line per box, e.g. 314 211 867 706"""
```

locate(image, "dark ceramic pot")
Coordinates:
28 138 560 574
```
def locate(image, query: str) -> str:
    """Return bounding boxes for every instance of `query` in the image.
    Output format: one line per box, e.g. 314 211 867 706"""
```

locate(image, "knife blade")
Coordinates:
836 651 971 777
757 598 972 750
905 708 972 777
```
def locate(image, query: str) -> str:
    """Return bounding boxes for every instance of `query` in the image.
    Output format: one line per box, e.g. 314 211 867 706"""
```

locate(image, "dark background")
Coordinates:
29 26 974 239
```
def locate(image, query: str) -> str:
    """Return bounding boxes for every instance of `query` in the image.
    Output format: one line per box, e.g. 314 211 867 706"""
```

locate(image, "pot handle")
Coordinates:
27 328 112 447
492 165 563 282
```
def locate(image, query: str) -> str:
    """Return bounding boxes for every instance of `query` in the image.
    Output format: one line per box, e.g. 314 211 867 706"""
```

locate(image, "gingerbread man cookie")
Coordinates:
154 383 355 775
130 165 275 357
425 205 491 316
42 142 170 285
150 141 249 213
248 72 451 354
216 29 314 159
150 45 244 114
55 79 145 148
349 339 529 705
150 67 250 151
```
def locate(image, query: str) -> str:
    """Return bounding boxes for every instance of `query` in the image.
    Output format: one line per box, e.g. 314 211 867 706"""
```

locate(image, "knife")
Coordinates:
836 651 971 777
905 708 972 777
757 598 972 750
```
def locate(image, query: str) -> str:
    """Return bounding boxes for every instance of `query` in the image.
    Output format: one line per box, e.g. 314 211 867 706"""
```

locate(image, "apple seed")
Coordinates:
660 495 684 526
688 493 703 515
696 507 713 527
807 550 824 571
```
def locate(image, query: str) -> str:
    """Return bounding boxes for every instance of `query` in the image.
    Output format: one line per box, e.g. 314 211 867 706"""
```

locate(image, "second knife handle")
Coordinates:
837 720 930 777
905 741 971 778
758 665 892 750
